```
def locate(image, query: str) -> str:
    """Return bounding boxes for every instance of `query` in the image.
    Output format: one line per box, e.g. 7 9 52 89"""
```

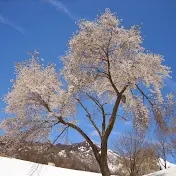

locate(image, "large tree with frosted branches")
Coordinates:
1 9 171 176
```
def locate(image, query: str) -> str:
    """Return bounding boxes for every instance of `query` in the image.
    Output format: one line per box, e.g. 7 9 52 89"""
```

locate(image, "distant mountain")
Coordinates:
55 141 121 174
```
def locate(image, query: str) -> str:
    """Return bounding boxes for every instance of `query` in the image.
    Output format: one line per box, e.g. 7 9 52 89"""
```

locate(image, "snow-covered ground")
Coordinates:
0 157 101 176
144 167 176 176
0 156 176 176
144 159 176 176
158 158 176 169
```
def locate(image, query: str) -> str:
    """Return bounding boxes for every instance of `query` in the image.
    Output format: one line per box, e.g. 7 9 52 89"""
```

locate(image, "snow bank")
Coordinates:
144 158 176 176
1 156 175 176
0 157 101 176
144 167 176 176
158 158 176 169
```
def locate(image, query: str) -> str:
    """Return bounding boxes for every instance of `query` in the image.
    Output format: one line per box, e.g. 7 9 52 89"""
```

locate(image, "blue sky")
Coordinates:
0 0 176 155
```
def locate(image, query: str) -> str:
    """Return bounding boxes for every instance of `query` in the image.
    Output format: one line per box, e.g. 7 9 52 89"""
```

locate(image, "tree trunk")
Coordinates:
99 141 111 176
100 162 111 176
164 160 167 169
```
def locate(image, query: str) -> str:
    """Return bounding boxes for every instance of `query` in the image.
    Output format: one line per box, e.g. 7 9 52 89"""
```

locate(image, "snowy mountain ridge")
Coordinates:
55 141 176 173
55 141 121 174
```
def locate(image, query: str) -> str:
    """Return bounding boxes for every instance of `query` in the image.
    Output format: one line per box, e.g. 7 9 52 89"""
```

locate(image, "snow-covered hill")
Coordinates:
0 156 101 176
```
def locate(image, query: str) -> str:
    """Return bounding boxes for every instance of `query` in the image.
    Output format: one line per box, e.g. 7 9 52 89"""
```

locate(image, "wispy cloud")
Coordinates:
90 130 99 137
87 124 95 128
111 131 121 136
45 0 77 21
124 121 132 126
0 15 24 34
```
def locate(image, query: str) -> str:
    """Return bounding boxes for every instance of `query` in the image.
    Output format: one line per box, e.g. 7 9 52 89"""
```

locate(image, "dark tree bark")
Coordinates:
99 141 111 176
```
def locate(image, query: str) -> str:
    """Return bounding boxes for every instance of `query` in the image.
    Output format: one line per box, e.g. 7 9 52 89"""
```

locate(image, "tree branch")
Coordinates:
76 98 102 138
85 93 106 135
46 126 69 151
56 115 101 164
103 85 128 141
105 31 120 96
135 84 153 106
42 100 101 163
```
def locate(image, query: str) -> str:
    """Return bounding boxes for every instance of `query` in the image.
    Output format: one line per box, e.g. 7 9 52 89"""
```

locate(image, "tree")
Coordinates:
1 9 171 176
170 118 176 158
152 93 176 169
165 94 176 160
154 128 171 170
113 130 158 176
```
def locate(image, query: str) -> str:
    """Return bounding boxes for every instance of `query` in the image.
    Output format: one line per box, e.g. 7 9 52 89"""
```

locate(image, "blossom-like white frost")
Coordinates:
62 9 170 127
5 52 76 118
0 113 51 144
2 52 76 143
